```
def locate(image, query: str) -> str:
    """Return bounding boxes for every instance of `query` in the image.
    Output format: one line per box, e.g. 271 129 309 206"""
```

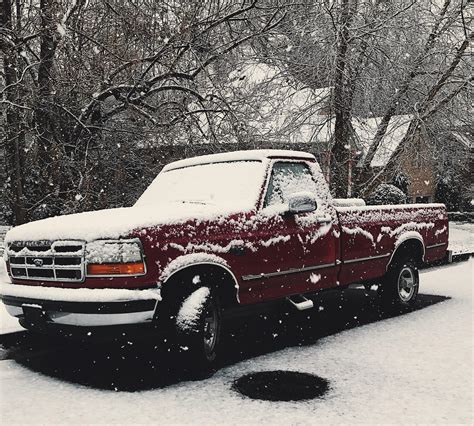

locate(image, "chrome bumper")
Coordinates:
0 283 161 327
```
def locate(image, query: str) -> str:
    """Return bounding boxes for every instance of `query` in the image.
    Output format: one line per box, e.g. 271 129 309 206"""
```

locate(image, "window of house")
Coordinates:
264 161 317 208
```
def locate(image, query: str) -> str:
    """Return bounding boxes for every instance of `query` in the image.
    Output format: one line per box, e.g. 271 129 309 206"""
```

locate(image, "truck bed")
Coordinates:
336 203 448 286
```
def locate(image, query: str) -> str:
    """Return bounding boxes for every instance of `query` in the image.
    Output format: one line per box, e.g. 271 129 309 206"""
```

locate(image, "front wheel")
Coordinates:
378 259 419 311
176 286 222 370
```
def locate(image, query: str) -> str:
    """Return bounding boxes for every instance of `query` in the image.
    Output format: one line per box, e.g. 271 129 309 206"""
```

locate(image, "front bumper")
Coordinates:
0 282 161 327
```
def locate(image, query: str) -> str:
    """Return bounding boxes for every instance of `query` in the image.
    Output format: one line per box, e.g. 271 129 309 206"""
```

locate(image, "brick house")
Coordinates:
360 124 473 204
302 113 472 205
351 117 438 203
382 127 437 203
230 61 472 204
138 113 467 204
435 126 474 203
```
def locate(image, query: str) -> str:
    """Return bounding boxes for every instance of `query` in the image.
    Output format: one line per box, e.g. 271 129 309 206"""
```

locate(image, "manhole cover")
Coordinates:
233 370 329 401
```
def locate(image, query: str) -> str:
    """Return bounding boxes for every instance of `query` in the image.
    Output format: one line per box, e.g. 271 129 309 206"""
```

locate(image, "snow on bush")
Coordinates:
176 287 210 333
366 183 407 206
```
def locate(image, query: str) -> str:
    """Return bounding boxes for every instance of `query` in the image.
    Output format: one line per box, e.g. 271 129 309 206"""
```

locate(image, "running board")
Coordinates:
287 295 314 311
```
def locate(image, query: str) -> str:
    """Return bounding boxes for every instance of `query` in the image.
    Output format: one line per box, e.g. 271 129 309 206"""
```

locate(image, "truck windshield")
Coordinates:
135 161 266 211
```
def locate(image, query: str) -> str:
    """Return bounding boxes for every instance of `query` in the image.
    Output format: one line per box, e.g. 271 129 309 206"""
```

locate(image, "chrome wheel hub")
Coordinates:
203 305 218 356
398 267 416 302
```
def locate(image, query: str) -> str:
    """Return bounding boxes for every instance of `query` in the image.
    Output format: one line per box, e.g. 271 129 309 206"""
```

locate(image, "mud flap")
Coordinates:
21 304 49 330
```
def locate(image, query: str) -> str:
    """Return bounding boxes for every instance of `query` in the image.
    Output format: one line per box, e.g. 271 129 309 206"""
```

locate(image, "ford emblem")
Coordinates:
33 258 44 267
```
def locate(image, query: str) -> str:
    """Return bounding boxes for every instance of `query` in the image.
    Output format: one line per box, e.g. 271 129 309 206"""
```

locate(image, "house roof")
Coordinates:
135 59 414 168
450 131 473 149
228 61 333 143
352 115 412 167
230 61 414 167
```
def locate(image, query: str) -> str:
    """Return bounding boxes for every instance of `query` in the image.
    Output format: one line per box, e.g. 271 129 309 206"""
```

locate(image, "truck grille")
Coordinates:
7 240 85 282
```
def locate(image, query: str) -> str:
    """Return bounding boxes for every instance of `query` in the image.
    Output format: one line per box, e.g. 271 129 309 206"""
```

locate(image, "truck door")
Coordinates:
243 160 338 301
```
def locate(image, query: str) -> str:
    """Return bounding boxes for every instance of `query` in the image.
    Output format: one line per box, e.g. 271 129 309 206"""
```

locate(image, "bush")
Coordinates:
447 211 474 223
435 176 465 211
366 183 407 205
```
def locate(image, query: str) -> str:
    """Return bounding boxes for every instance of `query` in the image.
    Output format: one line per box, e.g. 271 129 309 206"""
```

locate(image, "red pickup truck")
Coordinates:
1 150 448 366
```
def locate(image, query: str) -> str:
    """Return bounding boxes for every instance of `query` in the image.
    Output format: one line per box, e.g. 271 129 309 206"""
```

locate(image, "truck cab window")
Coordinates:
264 162 317 207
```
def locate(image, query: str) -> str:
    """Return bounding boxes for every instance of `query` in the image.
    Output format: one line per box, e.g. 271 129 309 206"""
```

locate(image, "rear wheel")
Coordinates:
378 258 419 311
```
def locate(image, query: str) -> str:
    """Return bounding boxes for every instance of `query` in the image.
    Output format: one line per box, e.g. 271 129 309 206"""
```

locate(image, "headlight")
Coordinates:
86 239 146 276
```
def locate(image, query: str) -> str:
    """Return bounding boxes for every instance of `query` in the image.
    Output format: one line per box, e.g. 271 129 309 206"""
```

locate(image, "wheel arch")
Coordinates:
161 260 240 308
386 233 425 270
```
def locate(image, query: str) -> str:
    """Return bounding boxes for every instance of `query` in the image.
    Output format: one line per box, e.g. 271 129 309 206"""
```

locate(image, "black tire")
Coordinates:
176 286 222 370
378 258 419 311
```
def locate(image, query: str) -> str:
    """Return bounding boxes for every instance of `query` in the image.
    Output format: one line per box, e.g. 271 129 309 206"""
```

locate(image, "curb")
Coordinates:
450 252 473 262
421 251 473 269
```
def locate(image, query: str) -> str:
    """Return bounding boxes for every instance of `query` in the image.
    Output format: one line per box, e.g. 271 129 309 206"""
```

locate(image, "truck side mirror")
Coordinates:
287 192 317 214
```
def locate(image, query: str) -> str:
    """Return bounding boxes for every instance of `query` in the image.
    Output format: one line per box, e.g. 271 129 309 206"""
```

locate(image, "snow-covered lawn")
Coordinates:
449 221 474 254
0 259 471 424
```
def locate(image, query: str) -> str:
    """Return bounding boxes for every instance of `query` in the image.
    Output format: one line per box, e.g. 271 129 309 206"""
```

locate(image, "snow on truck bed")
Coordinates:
335 202 445 214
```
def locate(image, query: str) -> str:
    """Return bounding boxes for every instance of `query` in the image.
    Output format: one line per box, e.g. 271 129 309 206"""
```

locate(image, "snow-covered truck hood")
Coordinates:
5 203 237 243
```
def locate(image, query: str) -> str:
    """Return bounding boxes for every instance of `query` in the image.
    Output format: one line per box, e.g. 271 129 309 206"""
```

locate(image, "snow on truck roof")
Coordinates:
162 149 315 171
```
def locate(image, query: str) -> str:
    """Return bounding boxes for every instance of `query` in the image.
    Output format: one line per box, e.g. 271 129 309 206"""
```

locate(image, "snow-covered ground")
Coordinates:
449 221 474 254
0 303 22 334
0 225 9 256
0 257 24 334
0 259 471 424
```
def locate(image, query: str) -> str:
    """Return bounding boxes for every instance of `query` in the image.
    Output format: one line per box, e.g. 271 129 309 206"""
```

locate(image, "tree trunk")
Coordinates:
35 0 59 201
330 0 358 197
1 0 27 224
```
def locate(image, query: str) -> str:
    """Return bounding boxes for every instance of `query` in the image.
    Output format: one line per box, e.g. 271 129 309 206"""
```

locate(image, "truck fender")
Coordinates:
386 232 425 271
160 253 240 304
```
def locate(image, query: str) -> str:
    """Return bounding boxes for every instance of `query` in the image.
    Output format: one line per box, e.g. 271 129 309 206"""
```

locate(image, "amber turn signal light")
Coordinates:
87 262 145 276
